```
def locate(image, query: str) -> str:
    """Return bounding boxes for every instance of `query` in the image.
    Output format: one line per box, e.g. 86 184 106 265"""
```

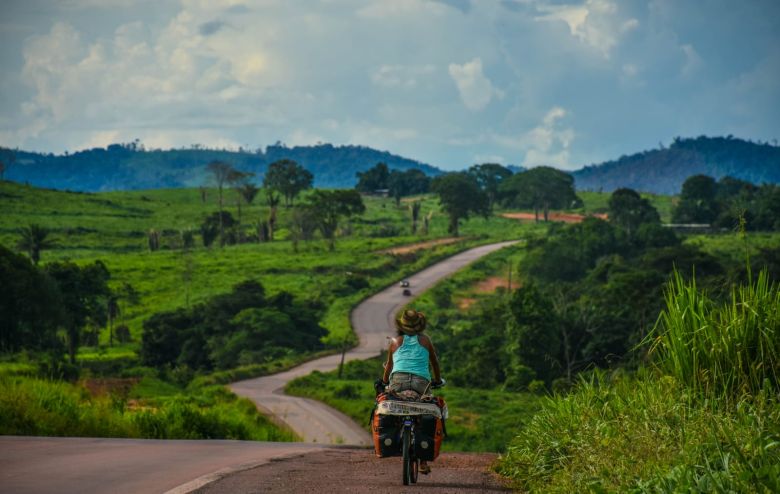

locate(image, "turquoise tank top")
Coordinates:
391 335 431 380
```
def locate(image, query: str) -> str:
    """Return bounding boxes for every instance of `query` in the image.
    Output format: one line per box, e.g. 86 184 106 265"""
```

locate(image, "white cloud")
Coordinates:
534 0 632 58
491 106 575 169
448 58 502 111
371 64 436 88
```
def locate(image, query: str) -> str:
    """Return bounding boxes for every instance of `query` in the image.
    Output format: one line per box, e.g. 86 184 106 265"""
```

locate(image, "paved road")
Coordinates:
0 436 330 494
230 240 519 445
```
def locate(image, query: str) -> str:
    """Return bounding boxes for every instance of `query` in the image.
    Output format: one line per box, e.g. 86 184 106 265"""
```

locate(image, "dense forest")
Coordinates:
574 136 780 194
3 135 779 194
0 142 440 192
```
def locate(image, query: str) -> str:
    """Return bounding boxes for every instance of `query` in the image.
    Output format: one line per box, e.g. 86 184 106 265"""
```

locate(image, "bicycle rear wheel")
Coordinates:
402 427 412 485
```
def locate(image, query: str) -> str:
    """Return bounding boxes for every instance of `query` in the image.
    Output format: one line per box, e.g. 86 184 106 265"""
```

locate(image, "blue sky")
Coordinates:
0 0 778 170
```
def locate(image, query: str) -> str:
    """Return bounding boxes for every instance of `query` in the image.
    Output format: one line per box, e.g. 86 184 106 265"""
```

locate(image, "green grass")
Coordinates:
497 269 780 492
285 358 542 452
1 180 539 360
496 371 780 493
0 374 296 441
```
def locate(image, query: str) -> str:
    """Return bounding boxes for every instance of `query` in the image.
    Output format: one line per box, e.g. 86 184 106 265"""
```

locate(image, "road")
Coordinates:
0 436 329 494
230 240 519 445
0 240 518 493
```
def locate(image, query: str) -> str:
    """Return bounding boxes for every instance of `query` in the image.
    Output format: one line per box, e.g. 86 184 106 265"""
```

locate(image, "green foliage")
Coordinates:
388 168 431 206
0 374 296 441
141 280 326 371
496 371 780 492
200 211 237 247
431 172 489 236
17 224 57 265
607 187 661 238
45 260 111 364
302 189 366 249
355 162 390 192
673 174 719 223
468 163 513 211
0 246 64 353
263 159 313 207
500 166 581 221
650 269 780 400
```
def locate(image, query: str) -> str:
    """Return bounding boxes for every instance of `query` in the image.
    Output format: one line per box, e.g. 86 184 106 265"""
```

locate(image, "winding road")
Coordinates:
0 240 518 493
230 240 519 445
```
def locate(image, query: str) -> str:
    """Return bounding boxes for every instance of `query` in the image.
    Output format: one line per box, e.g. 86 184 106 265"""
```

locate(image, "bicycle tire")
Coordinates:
402 426 411 486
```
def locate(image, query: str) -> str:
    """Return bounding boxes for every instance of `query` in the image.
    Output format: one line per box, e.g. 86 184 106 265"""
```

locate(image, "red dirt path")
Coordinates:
501 212 608 223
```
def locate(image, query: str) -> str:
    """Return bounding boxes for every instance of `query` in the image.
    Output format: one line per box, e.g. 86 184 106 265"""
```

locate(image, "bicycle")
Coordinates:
373 379 446 486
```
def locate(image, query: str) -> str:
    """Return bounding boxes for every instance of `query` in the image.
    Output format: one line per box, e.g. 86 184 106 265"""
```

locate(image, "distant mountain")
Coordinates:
1 143 441 192
572 136 780 195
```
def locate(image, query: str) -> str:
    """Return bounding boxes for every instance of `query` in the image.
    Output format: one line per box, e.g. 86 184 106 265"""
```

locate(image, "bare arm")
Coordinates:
420 335 442 382
382 337 399 383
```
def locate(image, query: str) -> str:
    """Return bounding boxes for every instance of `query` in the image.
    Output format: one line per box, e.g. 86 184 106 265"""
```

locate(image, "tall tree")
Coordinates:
388 168 431 206
305 190 366 250
45 260 111 364
431 173 489 237
500 167 579 222
672 174 719 224
263 159 314 207
207 161 242 244
0 246 64 353
17 224 56 265
468 163 513 211
355 162 390 193
607 188 661 238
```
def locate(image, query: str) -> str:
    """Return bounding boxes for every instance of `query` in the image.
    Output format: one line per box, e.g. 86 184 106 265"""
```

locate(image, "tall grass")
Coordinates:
650 269 780 401
497 270 780 492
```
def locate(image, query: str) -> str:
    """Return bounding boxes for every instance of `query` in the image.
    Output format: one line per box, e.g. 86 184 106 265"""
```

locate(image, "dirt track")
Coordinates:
194 448 511 494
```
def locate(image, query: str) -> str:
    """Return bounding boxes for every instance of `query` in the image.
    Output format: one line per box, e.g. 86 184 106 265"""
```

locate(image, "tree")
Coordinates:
289 206 318 252
263 159 314 207
431 173 488 236
355 162 390 192
200 211 237 247
607 188 661 239
230 171 254 226
672 174 718 224
45 260 111 364
388 169 430 206
207 161 243 243
17 224 56 265
507 283 560 384
0 245 64 353
305 190 366 250
468 163 513 211
500 167 580 221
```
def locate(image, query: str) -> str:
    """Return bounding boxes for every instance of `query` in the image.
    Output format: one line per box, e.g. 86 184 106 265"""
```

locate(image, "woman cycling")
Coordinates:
379 308 443 474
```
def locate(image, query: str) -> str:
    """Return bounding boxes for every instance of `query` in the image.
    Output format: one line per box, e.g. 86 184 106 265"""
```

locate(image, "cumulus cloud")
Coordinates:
520 106 574 168
448 58 501 111
534 0 636 58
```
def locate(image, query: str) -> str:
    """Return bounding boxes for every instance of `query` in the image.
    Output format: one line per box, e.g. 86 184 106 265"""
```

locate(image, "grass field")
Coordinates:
1 180 543 361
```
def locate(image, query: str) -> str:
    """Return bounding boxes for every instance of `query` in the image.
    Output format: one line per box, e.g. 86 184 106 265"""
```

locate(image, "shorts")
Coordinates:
389 372 431 395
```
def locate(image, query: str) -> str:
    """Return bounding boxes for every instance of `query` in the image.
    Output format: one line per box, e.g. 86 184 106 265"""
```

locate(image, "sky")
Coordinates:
0 0 778 171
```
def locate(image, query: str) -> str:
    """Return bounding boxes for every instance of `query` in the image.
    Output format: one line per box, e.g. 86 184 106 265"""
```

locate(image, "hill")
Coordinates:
572 136 780 194
1 142 441 192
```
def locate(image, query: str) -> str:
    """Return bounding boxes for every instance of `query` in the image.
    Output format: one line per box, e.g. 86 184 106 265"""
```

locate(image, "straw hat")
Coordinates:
395 309 426 335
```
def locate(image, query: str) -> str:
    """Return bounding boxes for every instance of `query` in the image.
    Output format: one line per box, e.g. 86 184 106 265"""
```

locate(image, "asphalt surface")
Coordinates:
230 240 519 445
0 436 330 494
